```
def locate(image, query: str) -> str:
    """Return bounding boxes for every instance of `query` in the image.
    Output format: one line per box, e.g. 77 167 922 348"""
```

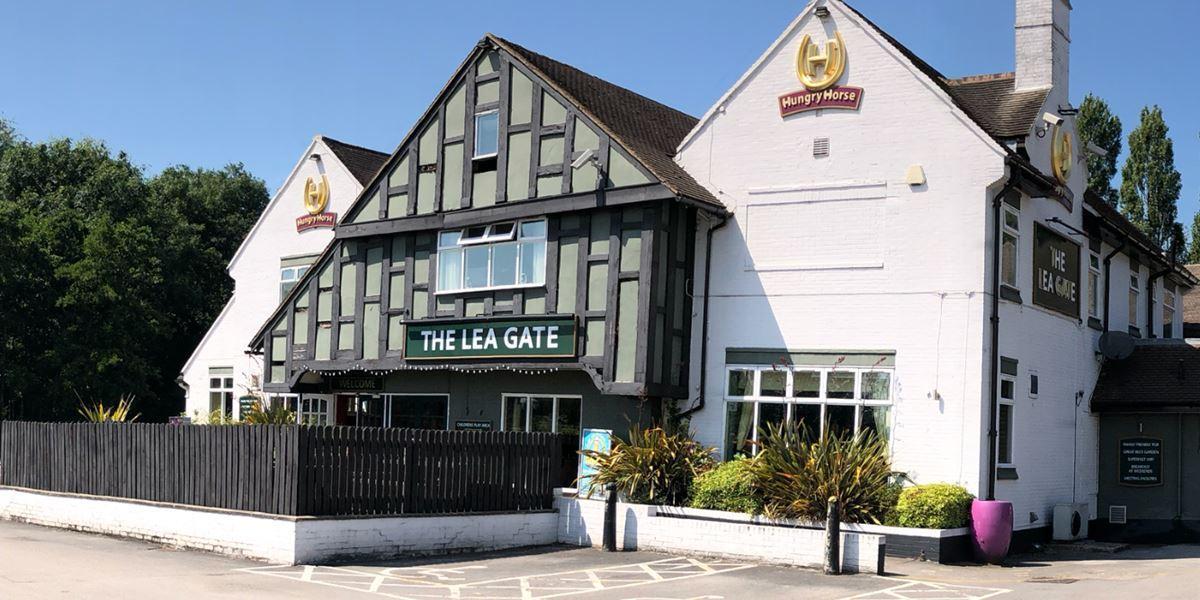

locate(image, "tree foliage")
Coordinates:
1119 106 1182 252
0 120 268 420
1076 93 1122 206
1188 214 1200 265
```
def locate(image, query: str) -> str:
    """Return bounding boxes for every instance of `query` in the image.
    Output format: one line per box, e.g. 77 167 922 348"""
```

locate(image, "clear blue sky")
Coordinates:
2 0 1197 223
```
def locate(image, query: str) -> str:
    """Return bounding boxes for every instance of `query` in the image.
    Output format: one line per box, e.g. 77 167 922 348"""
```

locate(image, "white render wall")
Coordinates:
180 137 366 420
555 495 884 574
677 0 1007 497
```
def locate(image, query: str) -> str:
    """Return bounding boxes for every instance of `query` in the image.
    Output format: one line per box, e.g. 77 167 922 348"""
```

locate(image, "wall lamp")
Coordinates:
815 6 831 19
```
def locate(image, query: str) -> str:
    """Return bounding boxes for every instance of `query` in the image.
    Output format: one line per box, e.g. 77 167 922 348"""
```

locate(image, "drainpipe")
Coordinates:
680 211 731 419
1102 241 1126 332
986 176 1019 502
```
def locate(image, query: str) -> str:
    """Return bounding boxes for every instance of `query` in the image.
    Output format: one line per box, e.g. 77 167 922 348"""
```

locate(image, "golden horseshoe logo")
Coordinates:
796 31 847 91
303 175 330 216
1051 124 1073 185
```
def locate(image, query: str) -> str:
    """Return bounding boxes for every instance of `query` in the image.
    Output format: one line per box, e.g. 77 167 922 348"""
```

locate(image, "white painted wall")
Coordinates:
180 137 366 420
675 0 1190 534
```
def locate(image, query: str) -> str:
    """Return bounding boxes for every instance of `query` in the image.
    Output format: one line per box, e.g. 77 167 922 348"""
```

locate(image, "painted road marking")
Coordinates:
240 556 753 599
841 579 1011 600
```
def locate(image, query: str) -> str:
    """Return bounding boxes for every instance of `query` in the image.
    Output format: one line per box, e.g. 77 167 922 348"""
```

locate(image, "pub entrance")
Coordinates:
502 394 582 487
334 394 450 429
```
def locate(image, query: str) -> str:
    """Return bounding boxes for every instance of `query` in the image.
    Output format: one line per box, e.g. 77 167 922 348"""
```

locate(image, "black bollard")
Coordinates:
824 496 841 575
602 482 618 552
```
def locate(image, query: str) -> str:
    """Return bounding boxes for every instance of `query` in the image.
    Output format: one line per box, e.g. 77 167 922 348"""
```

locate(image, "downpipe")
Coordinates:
680 211 731 419
986 177 1018 502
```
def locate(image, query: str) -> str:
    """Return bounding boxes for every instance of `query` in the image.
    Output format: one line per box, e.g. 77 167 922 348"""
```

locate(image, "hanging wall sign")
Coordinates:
1051 123 1074 185
404 317 577 360
1032 223 1081 318
295 175 338 232
778 30 864 117
1119 437 1163 487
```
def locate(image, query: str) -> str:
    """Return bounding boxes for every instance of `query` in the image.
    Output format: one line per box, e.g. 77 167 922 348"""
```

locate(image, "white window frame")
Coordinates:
722 365 894 457
1129 272 1140 330
500 393 582 433
1164 288 1176 338
1001 205 1020 289
382 393 450 429
473 110 500 159
997 374 1016 467
208 372 235 418
436 219 547 294
280 264 311 300
1087 252 1101 319
1028 370 1039 399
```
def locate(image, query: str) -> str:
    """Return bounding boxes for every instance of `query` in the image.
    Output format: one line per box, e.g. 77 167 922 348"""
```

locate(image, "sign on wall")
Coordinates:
1119 437 1163 487
404 317 577 360
1032 223 1081 318
578 428 612 497
455 420 493 431
778 30 864 117
295 175 338 232
328 375 383 392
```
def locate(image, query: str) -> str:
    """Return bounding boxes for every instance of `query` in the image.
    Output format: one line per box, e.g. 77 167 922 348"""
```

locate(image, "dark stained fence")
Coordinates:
0 421 563 517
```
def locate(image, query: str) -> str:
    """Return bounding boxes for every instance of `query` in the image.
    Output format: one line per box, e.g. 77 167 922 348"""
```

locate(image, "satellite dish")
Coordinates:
1098 331 1135 360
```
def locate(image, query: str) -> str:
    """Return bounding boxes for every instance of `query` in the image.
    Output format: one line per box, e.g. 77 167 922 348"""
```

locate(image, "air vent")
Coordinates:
1109 505 1127 525
813 137 830 157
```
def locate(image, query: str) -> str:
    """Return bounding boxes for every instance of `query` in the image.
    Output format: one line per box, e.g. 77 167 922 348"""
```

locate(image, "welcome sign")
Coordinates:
1032 223 1081 318
404 317 577 360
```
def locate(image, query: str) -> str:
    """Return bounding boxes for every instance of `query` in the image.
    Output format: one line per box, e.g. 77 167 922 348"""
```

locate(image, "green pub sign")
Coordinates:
1032 222 1081 318
405 317 577 360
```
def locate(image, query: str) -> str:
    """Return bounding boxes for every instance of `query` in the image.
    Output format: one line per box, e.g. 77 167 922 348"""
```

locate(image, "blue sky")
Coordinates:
2 0 1197 223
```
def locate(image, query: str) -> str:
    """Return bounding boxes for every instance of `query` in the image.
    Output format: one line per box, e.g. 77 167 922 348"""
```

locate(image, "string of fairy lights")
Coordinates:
299 364 564 377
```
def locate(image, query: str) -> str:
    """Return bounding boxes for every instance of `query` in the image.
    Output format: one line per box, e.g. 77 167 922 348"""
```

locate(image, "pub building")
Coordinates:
249 34 725 481
673 0 1196 547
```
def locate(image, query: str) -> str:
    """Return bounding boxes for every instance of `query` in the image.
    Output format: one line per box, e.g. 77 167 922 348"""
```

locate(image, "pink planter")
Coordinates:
970 499 1012 563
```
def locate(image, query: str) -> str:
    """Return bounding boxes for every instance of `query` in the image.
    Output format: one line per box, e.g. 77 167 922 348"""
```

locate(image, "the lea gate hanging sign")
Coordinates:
1032 222 1081 318
404 317 577 360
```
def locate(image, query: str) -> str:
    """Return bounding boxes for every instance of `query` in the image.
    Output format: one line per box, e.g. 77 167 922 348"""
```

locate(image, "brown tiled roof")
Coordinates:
321 136 389 186
841 3 1046 142
1184 265 1200 337
1092 342 1200 410
491 35 723 211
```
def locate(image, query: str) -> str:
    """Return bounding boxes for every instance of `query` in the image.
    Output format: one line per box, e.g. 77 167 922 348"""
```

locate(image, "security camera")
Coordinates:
1086 142 1108 157
570 148 596 171
1042 112 1064 127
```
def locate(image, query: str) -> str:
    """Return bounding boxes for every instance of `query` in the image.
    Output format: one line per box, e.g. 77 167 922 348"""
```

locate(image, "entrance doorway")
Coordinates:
502 394 581 486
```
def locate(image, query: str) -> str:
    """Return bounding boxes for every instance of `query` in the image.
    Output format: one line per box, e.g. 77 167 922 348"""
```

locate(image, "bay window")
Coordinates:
723 366 893 460
436 219 546 293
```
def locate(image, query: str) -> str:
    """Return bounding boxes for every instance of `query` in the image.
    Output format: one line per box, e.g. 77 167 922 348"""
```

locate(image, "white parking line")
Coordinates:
841 578 1011 600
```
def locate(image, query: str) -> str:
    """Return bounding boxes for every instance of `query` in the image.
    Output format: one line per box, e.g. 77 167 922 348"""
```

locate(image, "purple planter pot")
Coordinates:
970 499 1012 563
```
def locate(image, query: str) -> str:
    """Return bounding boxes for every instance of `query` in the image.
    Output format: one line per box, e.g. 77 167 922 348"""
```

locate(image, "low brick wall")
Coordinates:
555 494 886 574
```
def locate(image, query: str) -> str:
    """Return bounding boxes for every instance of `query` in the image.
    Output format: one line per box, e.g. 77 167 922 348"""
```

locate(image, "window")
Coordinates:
723 366 893 460
998 375 1015 466
474 111 499 158
300 397 329 425
386 394 447 429
208 370 235 419
503 395 581 435
1029 371 1039 399
1164 288 1176 338
436 219 546 293
1087 253 1101 319
280 265 310 299
1001 206 1019 289
1129 273 1140 331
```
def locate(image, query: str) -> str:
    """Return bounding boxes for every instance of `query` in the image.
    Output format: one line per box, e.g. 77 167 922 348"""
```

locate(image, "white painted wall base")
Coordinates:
555 494 886 574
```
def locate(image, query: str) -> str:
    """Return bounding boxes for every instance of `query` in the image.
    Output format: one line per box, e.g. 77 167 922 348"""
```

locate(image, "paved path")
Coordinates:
3 519 1200 599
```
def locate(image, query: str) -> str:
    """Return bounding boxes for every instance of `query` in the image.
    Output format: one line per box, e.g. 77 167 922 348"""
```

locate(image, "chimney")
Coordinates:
1014 0 1071 95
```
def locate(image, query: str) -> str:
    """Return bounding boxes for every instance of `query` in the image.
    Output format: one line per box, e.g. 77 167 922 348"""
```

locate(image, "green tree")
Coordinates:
1187 213 1200 264
1119 106 1182 251
0 122 267 421
1076 93 1122 205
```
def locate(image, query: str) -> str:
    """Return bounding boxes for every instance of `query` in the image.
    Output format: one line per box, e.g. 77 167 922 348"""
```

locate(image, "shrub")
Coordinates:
894 483 974 529
689 455 763 514
77 394 140 423
242 401 295 425
880 479 905 526
580 425 715 506
754 422 893 523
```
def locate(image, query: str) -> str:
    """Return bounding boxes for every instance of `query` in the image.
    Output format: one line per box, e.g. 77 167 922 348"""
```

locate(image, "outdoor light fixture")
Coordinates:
1042 112 1064 127
1058 104 1079 116
570 148 596 170
1086 142 1108 157
308 153 322 162
815 6 831 19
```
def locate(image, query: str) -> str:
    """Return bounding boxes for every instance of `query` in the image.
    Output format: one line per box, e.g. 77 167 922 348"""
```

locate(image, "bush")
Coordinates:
689 456 763 514
894 483 974 529
580 425 715 506
754 422 893 523
242 401 296 425
880 479 905 526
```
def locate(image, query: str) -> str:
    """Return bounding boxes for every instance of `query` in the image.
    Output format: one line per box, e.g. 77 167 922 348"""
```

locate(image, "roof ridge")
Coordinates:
319 135 388 157
945 72 1016 85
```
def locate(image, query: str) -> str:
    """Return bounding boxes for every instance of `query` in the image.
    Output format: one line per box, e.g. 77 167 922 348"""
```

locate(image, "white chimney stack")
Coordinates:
1014 0 1071 96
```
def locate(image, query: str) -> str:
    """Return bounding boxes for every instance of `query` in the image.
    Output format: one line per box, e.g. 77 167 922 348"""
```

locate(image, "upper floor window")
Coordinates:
474 111 499 158
436 219 546 293
1001 206 1019 289
1164 288 1176 338
280 264 310 299
1129 273 1140 331
1087 253 1101 319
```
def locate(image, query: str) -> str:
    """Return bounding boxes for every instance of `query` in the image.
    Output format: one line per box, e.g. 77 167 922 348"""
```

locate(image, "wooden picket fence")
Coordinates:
0 421 563 517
